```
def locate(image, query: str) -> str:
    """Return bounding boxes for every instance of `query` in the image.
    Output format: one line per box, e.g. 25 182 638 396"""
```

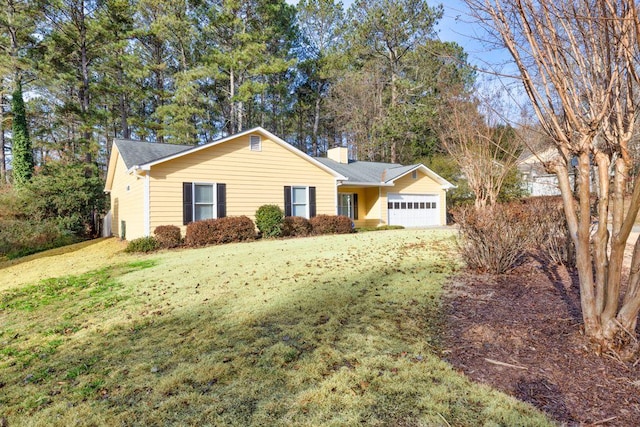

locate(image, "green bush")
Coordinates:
309 215 354 235
0 218 80 259
282 216 312 237
124 237 160 253
184 216 256 247
255 204 284 238
153 225 182 249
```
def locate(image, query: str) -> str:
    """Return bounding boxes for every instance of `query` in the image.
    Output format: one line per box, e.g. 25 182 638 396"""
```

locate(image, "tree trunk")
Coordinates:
312 95 321 156
118 62 130 139
0 95 6 184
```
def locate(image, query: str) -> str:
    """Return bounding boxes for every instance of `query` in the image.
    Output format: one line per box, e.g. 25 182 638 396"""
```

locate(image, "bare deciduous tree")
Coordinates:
437 93 522 209
467 0 640 356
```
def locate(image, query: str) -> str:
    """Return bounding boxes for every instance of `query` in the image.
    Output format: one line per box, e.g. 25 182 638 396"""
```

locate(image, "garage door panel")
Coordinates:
388 193 439 227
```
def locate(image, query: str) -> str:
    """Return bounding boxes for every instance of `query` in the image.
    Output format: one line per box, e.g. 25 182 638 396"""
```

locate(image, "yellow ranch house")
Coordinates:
104 127 454 240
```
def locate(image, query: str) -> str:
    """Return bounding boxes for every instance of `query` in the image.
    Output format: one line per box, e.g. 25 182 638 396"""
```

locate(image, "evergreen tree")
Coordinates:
11 81 33 186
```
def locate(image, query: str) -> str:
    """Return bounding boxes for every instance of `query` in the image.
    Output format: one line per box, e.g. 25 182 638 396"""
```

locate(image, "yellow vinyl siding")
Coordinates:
109 151 145 239
380 171 447 226
148 135 337 235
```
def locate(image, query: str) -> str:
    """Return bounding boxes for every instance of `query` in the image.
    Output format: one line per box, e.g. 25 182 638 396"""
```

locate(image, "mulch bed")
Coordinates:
440 259 640 426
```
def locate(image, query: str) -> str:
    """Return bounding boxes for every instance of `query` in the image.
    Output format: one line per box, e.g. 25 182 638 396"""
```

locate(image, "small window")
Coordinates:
194 184 215 221
292 186 308 217
250 135 261 151
411 170 418 179
400 202 406 209
388 202 393 209
431 202 437 209
419 202 425 209
407 202 413 209
126 185 130 192
394 202 400 209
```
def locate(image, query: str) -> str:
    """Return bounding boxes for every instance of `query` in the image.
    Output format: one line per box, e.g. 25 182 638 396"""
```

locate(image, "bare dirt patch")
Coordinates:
441 258 640 426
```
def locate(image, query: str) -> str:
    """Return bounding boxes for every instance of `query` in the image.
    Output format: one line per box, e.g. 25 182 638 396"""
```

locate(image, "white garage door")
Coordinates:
388 193 440 227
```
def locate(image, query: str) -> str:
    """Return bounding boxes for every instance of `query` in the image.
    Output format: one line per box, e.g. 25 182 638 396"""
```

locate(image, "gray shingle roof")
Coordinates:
314 157 418 184
114 139 193 169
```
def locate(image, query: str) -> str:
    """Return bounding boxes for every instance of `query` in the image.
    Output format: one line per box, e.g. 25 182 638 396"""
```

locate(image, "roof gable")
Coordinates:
315 157 454 189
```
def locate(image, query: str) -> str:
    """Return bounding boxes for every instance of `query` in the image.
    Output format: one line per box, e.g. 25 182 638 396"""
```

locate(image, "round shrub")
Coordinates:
153 225 182 248
282 216 312 237
185 216 256 247
309 215 354 235
125 236 160 253
255 204 284 238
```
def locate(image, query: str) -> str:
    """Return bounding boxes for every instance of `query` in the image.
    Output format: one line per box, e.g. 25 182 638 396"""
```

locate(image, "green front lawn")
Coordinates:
0 230 552 426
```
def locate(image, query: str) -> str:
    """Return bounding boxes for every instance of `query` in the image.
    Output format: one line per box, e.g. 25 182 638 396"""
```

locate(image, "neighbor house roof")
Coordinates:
114 139 192 170
315 157 455 188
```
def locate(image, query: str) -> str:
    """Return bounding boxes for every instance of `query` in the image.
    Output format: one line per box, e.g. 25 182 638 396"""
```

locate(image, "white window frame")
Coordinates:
249 135 262 151
291 186 310 218
193 182 217 221
337 193 355 219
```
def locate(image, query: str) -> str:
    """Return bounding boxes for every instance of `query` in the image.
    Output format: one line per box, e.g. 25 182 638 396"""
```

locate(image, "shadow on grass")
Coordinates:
2 239 552 427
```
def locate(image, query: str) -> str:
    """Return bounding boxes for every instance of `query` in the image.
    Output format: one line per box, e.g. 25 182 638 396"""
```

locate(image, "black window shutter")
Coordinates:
217 183 226 218
183 182 193 225
309 186 316 218
284 186 292 216
353 193 358 220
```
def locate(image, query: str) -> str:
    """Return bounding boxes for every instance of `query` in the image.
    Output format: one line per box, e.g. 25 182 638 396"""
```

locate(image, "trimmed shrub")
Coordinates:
154 225 182 249
523 196 572 266
125 236 160 253
309 215 353 235
452 197 571 274
255 204 284 238
282 216 312 237
453 203 536 274
185 216 256 247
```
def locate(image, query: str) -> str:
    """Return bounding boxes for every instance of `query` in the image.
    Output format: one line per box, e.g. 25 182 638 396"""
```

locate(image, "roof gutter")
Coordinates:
337 180 394 187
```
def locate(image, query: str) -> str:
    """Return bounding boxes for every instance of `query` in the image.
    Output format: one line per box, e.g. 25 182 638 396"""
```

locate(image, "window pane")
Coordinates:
292 204 306 217
420 202 425 209
292 187 307 204
195 204 214 221
195 184 213 203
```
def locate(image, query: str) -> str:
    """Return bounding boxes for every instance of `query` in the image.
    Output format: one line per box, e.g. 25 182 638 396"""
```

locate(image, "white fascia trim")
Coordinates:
143 174 150 236
385 164 456 189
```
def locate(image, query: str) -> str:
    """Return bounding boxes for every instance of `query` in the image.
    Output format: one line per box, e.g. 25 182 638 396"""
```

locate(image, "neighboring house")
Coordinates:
104 127 454 240
518 146 565 197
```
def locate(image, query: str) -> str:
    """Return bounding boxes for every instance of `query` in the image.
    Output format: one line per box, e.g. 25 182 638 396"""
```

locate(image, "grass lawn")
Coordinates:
0 229 552 426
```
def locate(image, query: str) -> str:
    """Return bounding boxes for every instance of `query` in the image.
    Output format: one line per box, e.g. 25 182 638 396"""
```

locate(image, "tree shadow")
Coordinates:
514 377 576 423
530 253 582 322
